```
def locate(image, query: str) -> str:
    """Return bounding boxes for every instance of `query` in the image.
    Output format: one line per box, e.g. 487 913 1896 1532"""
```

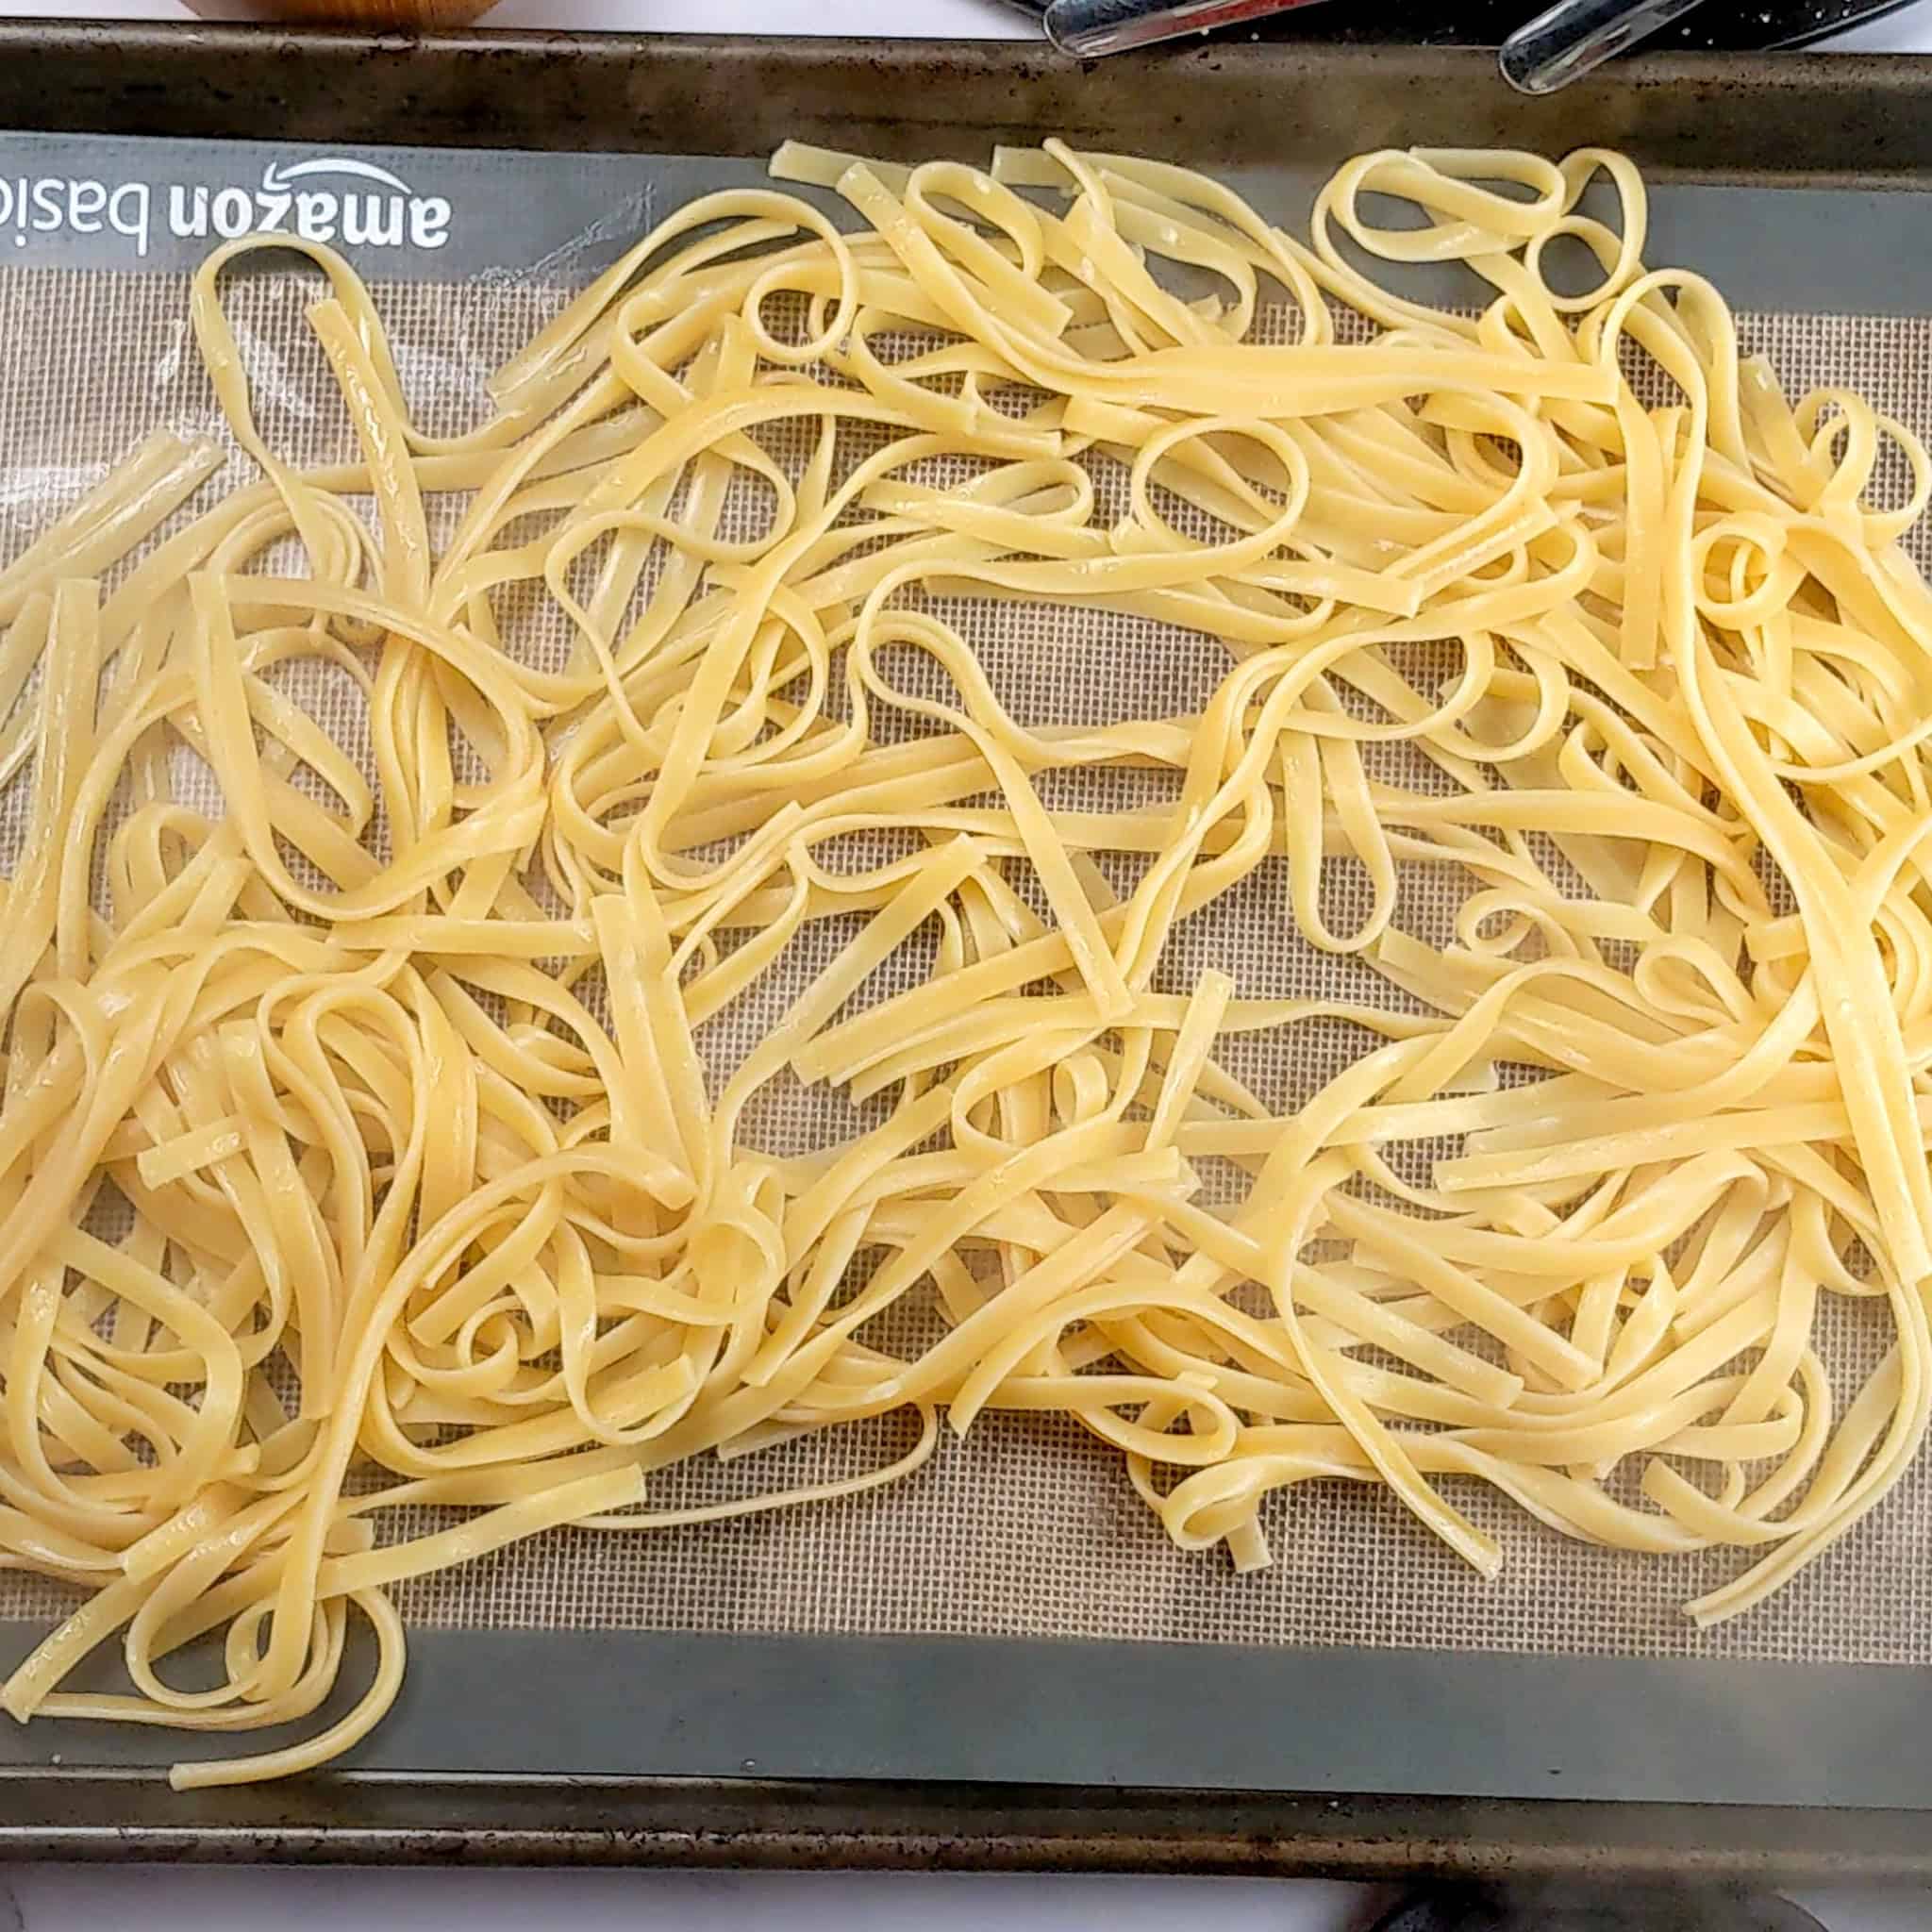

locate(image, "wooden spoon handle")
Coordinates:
182 0 500 25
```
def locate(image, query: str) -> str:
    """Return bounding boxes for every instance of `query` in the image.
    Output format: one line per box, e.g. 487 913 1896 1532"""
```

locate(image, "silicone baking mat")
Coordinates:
4 101 1932 1818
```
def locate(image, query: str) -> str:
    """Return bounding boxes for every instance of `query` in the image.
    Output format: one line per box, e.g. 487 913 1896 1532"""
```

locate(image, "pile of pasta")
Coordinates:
1 136 1928 1785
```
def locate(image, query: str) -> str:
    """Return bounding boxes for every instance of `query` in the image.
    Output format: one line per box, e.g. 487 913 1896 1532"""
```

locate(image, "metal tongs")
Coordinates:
1007 0 1342 58
1010 0 1708 89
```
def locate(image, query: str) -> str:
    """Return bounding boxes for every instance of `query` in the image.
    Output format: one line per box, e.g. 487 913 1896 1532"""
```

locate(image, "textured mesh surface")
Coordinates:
3 252 1931 1669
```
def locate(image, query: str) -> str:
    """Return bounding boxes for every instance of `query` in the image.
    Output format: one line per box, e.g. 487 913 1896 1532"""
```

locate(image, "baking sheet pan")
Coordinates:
4 27 1932 1878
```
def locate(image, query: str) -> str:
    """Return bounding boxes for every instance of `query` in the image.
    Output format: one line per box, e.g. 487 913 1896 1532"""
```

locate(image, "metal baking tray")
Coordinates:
4 25 1932 1883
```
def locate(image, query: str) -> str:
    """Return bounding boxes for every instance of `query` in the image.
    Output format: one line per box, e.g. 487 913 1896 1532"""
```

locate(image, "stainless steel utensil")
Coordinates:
1498 0 1714 90
1036 0 1336 58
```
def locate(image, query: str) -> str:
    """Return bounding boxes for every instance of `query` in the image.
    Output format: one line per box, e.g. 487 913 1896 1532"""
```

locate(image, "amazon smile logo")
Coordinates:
0 153 453 258
164 156 452 253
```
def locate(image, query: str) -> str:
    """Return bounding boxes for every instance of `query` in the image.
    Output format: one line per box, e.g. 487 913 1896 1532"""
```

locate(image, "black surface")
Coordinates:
1238 0 1918 54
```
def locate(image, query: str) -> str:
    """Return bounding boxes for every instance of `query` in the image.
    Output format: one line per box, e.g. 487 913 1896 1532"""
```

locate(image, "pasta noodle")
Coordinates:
2 136 1931 1784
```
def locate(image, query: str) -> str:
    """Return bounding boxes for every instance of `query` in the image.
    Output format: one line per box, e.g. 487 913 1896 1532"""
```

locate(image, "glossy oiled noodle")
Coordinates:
2 138 1930 1784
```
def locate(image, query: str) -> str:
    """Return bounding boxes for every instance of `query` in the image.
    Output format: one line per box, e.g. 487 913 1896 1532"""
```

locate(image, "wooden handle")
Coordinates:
182 0 500 25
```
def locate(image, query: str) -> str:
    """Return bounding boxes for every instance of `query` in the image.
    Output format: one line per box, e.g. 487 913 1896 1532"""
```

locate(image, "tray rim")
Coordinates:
1 28 1931 183
4 26 1932 1884
8 1765 1932 1885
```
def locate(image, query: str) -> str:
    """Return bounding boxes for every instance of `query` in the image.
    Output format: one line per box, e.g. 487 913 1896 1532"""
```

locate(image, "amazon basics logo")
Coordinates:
0 156 451 258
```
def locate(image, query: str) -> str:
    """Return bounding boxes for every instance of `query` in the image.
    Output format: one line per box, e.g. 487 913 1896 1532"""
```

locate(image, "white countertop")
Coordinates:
8 6 1932 1925
0 0 1927 46
6 1864 1932 1932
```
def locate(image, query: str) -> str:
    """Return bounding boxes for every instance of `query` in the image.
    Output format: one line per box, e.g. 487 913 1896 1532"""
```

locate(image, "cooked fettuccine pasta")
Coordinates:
0 137 1927 1785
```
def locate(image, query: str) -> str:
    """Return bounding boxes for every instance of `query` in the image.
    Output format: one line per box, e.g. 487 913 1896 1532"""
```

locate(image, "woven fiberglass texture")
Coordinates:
1 250 1929 1667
